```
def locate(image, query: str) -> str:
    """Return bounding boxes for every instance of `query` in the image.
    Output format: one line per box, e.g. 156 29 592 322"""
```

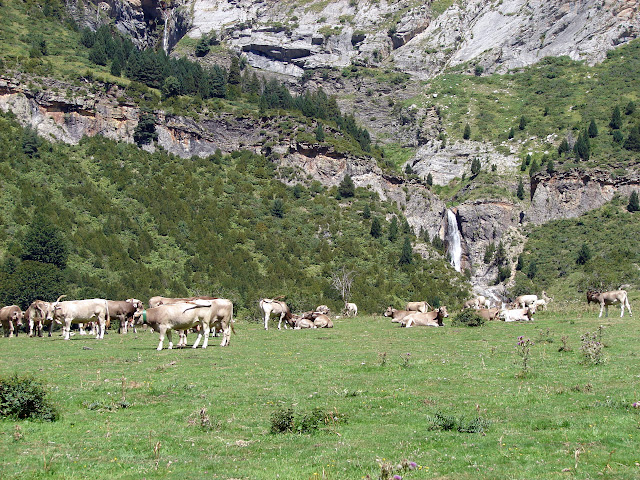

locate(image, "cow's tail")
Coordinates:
104 299 111 329
624 291 632 316
230 310 236 335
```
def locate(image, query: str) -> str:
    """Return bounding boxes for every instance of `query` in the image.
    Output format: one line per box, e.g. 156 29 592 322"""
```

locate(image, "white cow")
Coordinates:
50 296 109 340
499 306 535 322
345 302 358 317
515 295 538 309
587 290 632 318
135 299 234 350
259 298 294 330
405 301 430 313
404 306 449 327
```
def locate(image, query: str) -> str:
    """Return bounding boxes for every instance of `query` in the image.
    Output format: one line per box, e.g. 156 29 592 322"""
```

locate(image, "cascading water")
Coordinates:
445 209 462 272
162 10 171 54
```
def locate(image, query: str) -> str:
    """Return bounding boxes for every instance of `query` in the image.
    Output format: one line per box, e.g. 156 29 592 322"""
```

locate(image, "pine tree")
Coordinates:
516 178 525 200
610 105 622 129
558 138 569 155
315 122 325 142
426 173 433 186
529 158 540 177
628 191 640 212
508 127 515 139
588 119 598 138
388 216 398 242
463 123 471 140
338 174 355 198
21 214 68 269
133 111 158 145
470 157 481 176
370 217 382 238
576 243 591 265
546 158 555 174
518 115 527 130
625 101 636 115
362 204 371 219
399 237 413 265
623 124 640 151
270 198 284 218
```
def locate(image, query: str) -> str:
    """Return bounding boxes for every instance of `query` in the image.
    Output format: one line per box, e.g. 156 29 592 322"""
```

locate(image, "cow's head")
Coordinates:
383 306 395 318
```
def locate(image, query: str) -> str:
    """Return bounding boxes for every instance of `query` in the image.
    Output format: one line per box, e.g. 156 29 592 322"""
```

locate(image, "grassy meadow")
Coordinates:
1 300 640 480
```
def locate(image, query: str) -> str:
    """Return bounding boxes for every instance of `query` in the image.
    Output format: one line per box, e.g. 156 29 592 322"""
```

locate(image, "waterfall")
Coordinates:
162 10 171 54
446 209 462 272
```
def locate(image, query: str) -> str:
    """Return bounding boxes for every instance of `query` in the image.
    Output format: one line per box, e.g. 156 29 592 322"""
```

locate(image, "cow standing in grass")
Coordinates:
0 305 23 337
587 290 632 318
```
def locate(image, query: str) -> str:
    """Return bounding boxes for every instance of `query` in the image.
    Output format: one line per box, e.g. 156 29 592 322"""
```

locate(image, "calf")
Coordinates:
0 305 24 337
515 294 538 309
404 306 449 327
107 299 143 334
476 307 500 321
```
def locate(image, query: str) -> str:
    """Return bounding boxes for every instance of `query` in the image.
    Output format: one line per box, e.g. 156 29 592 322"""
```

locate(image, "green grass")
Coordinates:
1 304 640 479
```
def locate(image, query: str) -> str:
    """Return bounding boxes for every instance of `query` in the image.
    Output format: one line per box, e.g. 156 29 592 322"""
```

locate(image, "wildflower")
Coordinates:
409 461 417 470
633 402 640 408
393 476 402 480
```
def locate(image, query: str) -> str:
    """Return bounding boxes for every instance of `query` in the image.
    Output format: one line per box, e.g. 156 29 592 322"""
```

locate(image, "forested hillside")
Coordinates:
0 112 468 316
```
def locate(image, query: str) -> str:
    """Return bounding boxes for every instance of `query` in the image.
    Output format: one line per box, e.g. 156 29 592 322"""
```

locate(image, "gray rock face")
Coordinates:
185 0 640 79
527 169 640 224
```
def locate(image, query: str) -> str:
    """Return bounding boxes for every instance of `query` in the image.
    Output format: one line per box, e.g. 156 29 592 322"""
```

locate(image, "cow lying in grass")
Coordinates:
384 307 414 325
404 306 448 327
499 306 535 322
587 290 632 317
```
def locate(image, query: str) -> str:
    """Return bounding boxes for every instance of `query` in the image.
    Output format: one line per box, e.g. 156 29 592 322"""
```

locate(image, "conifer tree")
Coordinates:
463 123 471 140
315 122 325 142
426 173 433 186
518 115 527 130
628 191 640 212
516 178 524 200
610 105 622 129
588 119 598 138
470 157 481 176
624 124 640 151
557 138 569 155
370 217 382 238
338 174 355 198
399 237 413 265
388 216 398 242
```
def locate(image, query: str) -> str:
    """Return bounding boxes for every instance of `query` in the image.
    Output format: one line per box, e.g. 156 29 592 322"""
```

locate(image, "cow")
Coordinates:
404 306 449 327
313 314 333 328
316 305 330 315
405 301 431 313
107 299 143 334
24 300 56 337
383 307 414 324
49 295 110 340
515 294 538 309
499 306 535 322
259 298 294 330
344 302 358 317
0 305 24 337
533 299 547 311
135 298 234 350
476 307 500 321
587 290 632 318
290 315 315 329
463 296 486 310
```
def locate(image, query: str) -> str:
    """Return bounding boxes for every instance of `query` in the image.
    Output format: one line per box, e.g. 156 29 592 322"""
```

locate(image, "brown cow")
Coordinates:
25 300 56 337
313 314 333 328
0 305 24 337
404 306 448 327
383 307 414 324
107 299 143 333
587 290 632 318
476 307 500 321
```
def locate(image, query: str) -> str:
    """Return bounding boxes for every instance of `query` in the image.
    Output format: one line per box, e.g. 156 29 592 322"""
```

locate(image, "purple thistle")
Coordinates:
393 475 402 480
409 461 417 470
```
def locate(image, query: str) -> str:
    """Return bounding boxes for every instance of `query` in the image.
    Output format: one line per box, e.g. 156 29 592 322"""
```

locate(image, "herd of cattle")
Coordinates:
0 289 632 349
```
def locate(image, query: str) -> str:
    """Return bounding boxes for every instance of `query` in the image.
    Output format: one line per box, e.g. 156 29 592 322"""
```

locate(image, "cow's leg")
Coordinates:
63 319 72 340
626 297 633 317
97 318 105 339
200 325 211 349
192 329 204 349
8 321 14 337
263 310 269 330
598 303 604 318
157 327 167 350
221 324 230 346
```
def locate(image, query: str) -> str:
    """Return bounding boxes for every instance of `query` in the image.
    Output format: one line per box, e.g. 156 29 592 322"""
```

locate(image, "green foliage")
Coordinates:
133 111 158 145
399 237 413 265
21 214 68 269
426 172 433 186
470 157 481 176
0 113 466 314
628 191 640 212
518 200 640 295
463 123 471 140
576 243 591 265
451 309 485 327
610 105 622 129
388 216 398 242
270 198 284 218
516 178 525 200
426 411 490 433
194 37 209 57
370 216 382 238
338 174 355 198
588 119 598 138
315 122 325 142
0 375 59 421
625 101 635 115
557 138 569 155
518 115 527 130
623 124 640 151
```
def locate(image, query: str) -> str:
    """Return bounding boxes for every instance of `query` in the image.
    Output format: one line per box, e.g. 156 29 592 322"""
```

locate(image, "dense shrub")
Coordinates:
426 411 490 433
0 375 59 421
451 309 485 327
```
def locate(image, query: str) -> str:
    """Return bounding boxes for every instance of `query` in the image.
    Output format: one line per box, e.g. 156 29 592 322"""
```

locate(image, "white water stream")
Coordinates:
446 209 462 272
163 10 172 54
